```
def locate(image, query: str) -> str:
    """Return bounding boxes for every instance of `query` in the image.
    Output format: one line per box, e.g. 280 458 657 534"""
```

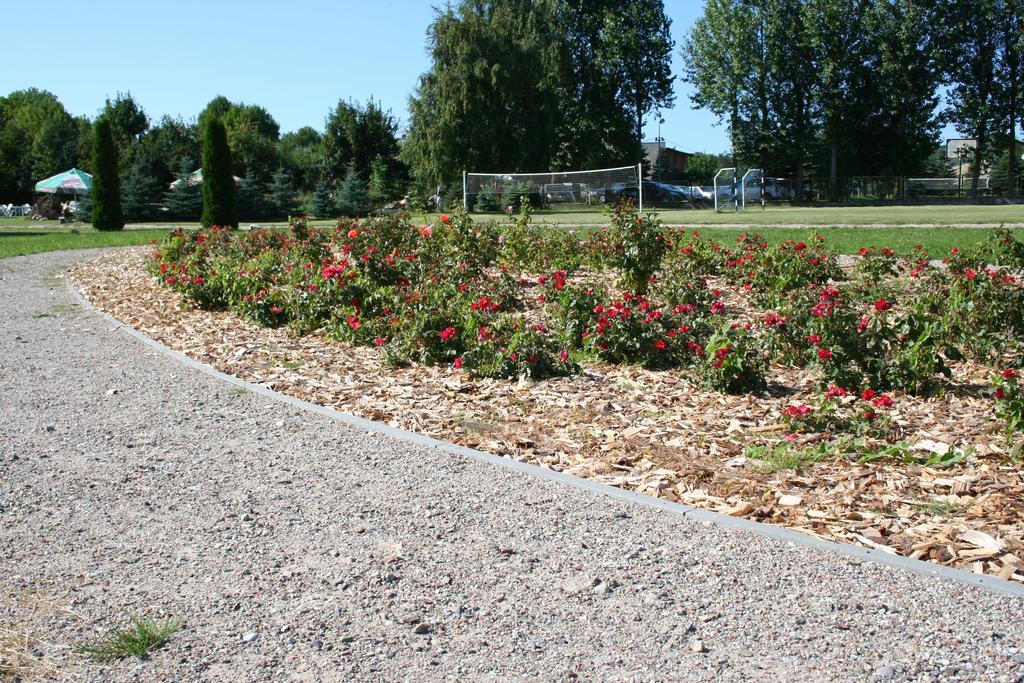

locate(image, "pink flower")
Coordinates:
374 337 386 346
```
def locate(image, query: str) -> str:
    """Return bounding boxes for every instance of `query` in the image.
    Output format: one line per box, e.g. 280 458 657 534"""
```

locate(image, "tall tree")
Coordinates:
90 117 124 231
934 0 1001 194
198 96 280 185
279 126 324 193
595 1 676 158
402 0 567 191
0 89 85 202
858 1 941 177
556 0 641 168
200 117 237 228
102 92 149 169
323 98 401 185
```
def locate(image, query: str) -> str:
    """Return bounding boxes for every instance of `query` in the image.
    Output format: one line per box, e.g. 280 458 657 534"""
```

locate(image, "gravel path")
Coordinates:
2 249 1024 682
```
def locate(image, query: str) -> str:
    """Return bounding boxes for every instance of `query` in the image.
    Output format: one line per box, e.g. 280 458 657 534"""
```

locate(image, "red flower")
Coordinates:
817 348 833 360
1003 369 1019 379
346 315 361 330
418 225 433 239
654 339 667 350
826 386 847 398
783 404 812 418
806 334 822 346
453 357 463 369
715 346 730 360
874 298 891 312
995 387 1005 400
440 213 451 224
347 229 360 239
439 326 457 341
559 349 569 362
710 301 725 315
374 337 386 346
860 389 876 401
872 395 894 408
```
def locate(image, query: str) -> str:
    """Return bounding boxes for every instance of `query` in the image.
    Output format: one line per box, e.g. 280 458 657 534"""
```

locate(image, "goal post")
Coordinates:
463 163 643 213
741 168 764 211
713 168 737 213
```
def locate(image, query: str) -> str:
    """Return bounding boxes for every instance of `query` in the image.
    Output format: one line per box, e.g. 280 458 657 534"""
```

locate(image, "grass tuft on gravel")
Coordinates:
78 617 182 661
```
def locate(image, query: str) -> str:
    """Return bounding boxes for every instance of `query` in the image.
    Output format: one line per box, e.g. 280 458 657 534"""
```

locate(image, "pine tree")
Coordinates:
335 162 369 217
121 158 164 221
91 117 124 230
163 158 202 220
200 116 237 228
269 168 297 217
312 180 335 218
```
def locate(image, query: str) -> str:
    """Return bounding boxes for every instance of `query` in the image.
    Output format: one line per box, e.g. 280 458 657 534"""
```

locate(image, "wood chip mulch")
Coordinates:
69 249 1024 584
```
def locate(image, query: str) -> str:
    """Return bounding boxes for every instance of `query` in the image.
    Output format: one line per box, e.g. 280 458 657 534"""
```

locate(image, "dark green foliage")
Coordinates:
684 0 941 194
163 158 202 220
121 158 164 221
312 180 335 218
323 99 402 187
91 117 124 231
335 162 369 217
278 126 323 193
200 117 237 228
268 168 297 217
235 179 270 220
0 88 89 203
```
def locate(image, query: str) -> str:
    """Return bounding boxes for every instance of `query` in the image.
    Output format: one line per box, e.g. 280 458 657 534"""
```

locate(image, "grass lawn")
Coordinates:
0 226 169 260
511 203 1024 227
2 207 1021 259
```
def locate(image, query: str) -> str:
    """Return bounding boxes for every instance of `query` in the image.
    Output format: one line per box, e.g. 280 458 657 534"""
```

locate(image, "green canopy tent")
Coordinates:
34 168 92 197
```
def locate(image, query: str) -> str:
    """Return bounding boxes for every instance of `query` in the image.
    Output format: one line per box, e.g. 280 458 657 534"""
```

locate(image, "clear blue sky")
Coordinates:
0 1 953 158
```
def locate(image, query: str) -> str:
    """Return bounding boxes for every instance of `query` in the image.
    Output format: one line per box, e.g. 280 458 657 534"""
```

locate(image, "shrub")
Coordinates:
605 202 669 294
781 387 895 439
90 117 124 231
992 368 1023 450
200 117 237 228
697 323 767 394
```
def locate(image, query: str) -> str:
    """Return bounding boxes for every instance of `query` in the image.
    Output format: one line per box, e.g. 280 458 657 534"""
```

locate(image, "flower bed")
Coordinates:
70 206 1024 582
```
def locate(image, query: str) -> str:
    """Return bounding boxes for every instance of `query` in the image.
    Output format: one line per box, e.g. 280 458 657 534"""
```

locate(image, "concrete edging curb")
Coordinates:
65 274 1024 599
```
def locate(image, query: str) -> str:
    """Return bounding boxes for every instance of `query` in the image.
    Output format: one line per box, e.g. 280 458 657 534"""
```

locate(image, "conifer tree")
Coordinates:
335 162 369 217
91 117 124 230
312 180 335 218
200 116 237 228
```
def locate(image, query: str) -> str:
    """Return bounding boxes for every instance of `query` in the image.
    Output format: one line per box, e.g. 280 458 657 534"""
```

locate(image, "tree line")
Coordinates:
684 0 1024 198
0 89 407 219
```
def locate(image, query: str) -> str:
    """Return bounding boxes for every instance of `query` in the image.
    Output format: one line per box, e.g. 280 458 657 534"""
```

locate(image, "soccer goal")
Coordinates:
740 168 764 210
713 168 738 213
463 164 643 213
